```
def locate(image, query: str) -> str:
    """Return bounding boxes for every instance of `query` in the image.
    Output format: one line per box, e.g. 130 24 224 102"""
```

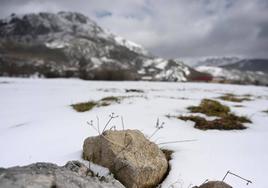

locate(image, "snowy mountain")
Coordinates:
182 57 242 68
181 57 268 85
222 59 268 74
0 12 209 82
196 66 268 85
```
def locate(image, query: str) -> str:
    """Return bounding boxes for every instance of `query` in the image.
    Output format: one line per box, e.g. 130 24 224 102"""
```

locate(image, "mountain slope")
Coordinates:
182 57 242 68
222 59 268 74
182 57 268 85
197 66 268 85
0 12 209 81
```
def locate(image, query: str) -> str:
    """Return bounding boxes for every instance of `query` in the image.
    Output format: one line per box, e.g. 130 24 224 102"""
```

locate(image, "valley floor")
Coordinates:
0 77 268 188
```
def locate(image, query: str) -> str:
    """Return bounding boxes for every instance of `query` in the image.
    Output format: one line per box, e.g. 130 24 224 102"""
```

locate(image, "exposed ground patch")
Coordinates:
9 122 31 129
71 95 146 112
71 96 123 112
263 110 268 114
178 114 250 130
155 96 189 100
171 99 251 130
188 99 230 117
218 93 252 103
0 81 11 84
233 105 244 108
125 89 144 93
159 149 174 187
161 149 173 162
96 88 121 93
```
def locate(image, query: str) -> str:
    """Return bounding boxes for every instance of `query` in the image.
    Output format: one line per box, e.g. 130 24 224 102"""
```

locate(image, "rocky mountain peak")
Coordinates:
0 12 102 37
0 12 210 82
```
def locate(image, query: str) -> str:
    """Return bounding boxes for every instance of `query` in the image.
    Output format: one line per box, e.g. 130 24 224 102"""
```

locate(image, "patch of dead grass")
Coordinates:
71 101 97 112
233 105 244 108
125 89 144 93
161 149 174 161
263 110 268 114
159 148 174 187
171 98 251 130
178 114 250 130
219 93 251 103
72 96 122 112
188 99 230 117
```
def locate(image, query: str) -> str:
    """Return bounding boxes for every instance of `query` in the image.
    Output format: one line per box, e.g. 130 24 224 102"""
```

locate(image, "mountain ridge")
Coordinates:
0 11 210 82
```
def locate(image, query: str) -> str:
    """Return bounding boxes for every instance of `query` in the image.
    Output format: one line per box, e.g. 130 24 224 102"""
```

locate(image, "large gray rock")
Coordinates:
196 181 232 188
0 161 124 188
83 130 168 188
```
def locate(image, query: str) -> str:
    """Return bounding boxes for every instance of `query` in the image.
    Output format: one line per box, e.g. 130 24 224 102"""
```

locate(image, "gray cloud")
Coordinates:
0 0 267 59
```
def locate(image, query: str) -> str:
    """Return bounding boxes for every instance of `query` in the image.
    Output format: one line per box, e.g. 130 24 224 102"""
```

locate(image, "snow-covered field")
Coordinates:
0 77 268 188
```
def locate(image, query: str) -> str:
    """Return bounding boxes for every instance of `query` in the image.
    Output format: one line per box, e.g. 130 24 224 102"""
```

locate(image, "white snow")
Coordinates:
0 77 268 188
197 66 226 77
154 59 168 69
196 66 268 85
182 56 242 68
114 35 148 55
45 41 69 49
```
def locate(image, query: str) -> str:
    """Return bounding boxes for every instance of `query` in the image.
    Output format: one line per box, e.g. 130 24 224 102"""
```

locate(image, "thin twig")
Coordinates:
222 171 252 185
102 113 118 133
96 116 100 135
149 129 160 139
121 116 125 130
86 121 99 133
149 118 164 139
158 139 198 145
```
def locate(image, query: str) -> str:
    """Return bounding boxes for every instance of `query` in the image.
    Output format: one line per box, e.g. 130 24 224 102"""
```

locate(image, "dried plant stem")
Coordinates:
86 121 99 133
96 116 100 135
102 113 118 133
149 129 160 139
121 116 125 130
158 139 198 145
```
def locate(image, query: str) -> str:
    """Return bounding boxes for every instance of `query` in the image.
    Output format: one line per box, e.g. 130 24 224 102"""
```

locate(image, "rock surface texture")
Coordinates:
83 129 168 188
0 161 124 188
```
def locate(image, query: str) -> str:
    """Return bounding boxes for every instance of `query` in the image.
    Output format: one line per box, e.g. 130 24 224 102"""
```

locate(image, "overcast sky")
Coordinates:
0 0 268 59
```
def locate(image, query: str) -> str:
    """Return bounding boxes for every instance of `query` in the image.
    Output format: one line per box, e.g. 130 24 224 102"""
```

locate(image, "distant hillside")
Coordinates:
0 12 210 82
222 59 268 74
182 57 242 67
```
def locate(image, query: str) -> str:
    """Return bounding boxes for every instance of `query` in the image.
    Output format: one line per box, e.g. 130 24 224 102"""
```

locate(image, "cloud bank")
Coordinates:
0 0 267 59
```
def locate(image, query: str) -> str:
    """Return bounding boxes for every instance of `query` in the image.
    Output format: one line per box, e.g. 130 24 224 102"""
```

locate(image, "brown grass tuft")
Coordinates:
188 99 230 117
219 93 251 103
72 96 122 112
161 149 174 161
71 102 97 112
263 110 268 114
178 113 250 130
125 89 144 93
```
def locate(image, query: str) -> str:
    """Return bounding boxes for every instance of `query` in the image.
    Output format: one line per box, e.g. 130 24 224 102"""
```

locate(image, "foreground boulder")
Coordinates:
194 181 232 188
0 161 124 188
83 130 168 188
